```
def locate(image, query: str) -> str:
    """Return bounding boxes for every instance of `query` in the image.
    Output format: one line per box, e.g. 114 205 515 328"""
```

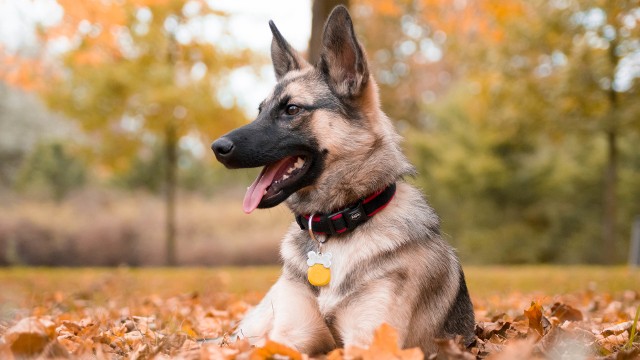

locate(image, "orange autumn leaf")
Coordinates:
327 348 345 360
347 323 423 360
524 301 545 337
250 340 302 360
180 322 198 338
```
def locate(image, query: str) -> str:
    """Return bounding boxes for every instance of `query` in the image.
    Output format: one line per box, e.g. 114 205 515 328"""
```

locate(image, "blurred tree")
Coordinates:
432 0 640 263
308 0 351 64
41 0 253 265
16 141 87 201
356 0 640 263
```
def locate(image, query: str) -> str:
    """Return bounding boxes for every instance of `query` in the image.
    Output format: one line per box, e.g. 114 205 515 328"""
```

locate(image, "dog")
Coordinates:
211 5 474 355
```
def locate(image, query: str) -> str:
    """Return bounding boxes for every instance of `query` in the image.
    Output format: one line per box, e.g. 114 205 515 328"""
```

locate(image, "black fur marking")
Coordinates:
213 101 326 209
442 269 475 345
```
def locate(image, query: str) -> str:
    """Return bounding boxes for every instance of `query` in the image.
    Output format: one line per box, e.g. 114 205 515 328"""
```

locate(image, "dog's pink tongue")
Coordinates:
242 158 290 214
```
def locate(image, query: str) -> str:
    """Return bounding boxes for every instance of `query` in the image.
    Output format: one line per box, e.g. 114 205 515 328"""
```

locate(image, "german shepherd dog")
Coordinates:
211 5 474 355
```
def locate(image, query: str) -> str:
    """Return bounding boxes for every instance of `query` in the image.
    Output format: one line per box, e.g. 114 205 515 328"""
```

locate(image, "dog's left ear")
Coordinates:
269 20 309 80
319 5 369 98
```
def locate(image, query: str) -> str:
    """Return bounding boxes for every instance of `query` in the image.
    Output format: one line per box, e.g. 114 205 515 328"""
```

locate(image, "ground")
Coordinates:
0 266 639 359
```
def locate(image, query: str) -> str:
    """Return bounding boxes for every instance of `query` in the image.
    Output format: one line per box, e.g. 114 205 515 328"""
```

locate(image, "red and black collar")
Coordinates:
295 183 396 236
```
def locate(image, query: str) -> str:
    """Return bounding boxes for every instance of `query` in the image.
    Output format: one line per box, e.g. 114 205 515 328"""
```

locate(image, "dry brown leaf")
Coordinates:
602 321 635 337
4 317 56 358
486 338 536 360
476 321 511 340
434 337 475 360
550 303 583 322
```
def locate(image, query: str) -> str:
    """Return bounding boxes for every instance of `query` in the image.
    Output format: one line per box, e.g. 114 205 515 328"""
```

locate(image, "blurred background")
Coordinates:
0 0 638 267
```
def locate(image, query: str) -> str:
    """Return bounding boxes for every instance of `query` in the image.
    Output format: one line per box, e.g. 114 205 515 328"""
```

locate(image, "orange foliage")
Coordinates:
2 0 203 90
50 0 129 64
345 323 423 359
416 0 527 43
366 0 404 16
0 51 45 91
251 340 303 360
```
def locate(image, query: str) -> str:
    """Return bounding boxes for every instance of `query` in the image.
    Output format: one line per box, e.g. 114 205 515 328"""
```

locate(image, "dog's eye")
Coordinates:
285 104 300 116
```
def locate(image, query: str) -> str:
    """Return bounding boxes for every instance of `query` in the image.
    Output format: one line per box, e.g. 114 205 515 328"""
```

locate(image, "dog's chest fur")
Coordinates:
280 182 445 326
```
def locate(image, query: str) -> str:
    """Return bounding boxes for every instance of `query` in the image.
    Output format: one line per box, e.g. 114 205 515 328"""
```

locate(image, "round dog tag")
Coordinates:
307 251 332 287
307 264 331 286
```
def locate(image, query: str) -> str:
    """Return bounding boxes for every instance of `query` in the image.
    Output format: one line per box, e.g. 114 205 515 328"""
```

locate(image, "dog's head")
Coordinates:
212 6 414 214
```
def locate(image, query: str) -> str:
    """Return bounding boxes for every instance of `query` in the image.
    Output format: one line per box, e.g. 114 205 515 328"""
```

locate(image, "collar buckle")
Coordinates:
343 202 366 229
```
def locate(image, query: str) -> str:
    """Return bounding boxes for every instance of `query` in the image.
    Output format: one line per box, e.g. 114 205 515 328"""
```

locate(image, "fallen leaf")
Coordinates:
4 317 56 357
602 321 634 337
435 337 476 360
524 301 549 337
250 340 302 360
550 303 583 322
486 338 536 360
347 323 423 360
475 321 511 340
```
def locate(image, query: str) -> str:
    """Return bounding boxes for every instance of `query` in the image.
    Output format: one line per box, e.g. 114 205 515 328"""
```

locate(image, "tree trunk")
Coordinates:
602 31 619 264
308 0 350 64
602 128 617 264
165 123 178 266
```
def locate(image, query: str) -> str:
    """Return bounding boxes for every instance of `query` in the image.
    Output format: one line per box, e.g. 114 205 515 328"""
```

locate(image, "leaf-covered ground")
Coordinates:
0 266 639 359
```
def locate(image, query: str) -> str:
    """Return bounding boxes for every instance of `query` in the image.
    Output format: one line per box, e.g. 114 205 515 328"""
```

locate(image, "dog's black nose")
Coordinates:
211 137 235 157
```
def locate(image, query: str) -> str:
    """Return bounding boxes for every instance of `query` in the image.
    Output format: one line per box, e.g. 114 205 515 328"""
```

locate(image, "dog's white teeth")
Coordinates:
286 158 305 174
263 189 268 195
282 175 289 180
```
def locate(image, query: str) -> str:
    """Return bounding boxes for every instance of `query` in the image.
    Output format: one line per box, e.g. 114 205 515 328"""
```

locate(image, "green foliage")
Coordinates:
407 80 640 264
356 0 640 263
15 141 87 201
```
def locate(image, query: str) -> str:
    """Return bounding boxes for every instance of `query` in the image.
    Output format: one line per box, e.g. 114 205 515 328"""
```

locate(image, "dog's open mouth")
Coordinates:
243 156 310 213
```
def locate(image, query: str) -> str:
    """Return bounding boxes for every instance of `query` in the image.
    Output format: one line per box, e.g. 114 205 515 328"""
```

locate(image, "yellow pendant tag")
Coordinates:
307 251 332 287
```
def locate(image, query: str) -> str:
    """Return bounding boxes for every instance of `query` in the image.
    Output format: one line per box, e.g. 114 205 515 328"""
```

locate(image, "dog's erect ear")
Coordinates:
269 20 308 81
319 5 369 98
